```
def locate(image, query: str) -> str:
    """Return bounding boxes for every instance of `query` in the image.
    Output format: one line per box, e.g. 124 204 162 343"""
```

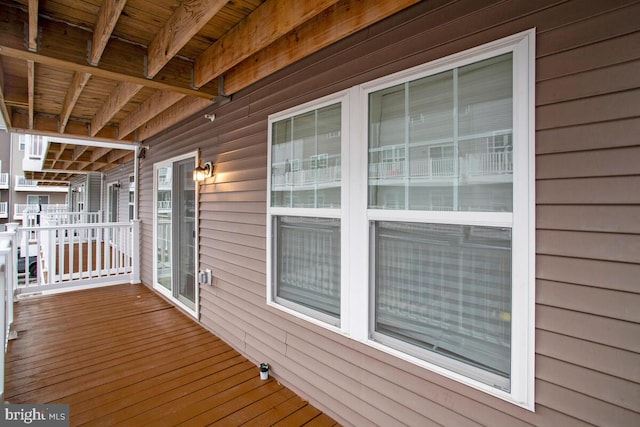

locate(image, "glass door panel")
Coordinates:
156 166 172 291
174 158 196 309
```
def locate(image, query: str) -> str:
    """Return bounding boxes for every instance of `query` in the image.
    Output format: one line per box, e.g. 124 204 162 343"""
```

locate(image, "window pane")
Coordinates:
271 104 341 208
369 54 513 212
373 221 512 387
275 216 340 321
156 166 172 291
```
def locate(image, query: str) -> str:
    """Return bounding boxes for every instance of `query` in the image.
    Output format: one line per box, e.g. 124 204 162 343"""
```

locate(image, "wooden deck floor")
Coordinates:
5 284 339 426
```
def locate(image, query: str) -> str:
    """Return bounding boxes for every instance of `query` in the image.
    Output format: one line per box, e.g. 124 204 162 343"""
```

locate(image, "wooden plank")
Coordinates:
28 0 38 51
194 0 340 88
90 0 128 65
137 96 213 141
27 60 35 129
223 0 420 94
0 7 216 99
146 0 228 78
4 284 338 425
60 71 91 132
0 44 215 100
0 57 13 128
91 81 143 136
118 90 184 139
241 396 311 426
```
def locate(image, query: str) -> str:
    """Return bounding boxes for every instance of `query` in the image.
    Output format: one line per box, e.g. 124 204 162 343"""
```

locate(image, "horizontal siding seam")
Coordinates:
535 326 640 361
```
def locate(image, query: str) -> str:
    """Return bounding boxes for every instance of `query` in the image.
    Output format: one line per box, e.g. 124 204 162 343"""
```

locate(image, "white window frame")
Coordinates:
266 30 535 409
267 90 351 332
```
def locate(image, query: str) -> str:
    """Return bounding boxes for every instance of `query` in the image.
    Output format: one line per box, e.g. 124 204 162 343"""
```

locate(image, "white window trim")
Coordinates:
266 89 351 333
266 29 535 410
152 151 200 319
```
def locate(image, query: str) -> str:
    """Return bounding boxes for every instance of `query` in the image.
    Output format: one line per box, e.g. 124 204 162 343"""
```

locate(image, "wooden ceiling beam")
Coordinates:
53 143 67 160
90 146 111 162
72 145 89 161
60 72 91 133
91 82 143 137
225 0 420 94
107 149 131 163
0 45 214 100
0 57 12 128
147 0 227 78
90 0 127 66
28 0 38 52
138 96 212 141
0 9 216 99
27 60 35 129
118 90 184 139
60 1 125 132
193 0 339 88
118 0 224 140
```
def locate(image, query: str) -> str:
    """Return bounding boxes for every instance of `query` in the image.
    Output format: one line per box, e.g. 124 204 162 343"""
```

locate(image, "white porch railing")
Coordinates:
0 173 9 189
14 204 71 220
15 176 38 187
0 203 7 219
16 220 140 295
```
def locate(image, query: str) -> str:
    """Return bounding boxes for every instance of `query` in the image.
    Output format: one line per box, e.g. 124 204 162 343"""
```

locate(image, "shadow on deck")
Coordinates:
4 284 339 426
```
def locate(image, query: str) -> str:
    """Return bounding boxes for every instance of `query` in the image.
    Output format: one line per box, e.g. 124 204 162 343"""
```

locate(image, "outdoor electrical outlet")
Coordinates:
198 269 212 285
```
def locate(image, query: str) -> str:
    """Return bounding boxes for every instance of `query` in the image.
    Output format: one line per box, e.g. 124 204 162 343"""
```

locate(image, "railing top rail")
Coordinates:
20 221 136 232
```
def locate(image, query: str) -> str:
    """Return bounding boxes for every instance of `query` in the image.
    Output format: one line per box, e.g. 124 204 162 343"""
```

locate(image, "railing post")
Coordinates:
131 220 141 284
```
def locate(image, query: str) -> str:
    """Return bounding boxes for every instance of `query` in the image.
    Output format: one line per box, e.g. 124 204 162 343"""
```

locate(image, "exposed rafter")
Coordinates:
118 90 185 140
225 0 421 94
0 45 215 100
193 0 339 88
60 72 91 133
146 0 227 78
91 81 143 137
27 60 34 129
90 0 128 66
0 57 12 128
0 0 421 181
28 0 38 52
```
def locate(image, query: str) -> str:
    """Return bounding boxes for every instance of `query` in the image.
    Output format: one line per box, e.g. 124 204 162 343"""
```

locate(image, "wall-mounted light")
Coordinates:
193 161 213 182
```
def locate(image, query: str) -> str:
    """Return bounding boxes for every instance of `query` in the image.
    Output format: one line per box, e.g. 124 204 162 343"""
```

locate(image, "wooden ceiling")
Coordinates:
0 0 418 182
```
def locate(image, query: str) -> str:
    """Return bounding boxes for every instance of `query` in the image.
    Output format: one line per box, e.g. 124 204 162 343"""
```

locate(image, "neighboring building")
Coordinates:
0 134 68 225
136 2 639 426
0 131 11 224
102 162 136 223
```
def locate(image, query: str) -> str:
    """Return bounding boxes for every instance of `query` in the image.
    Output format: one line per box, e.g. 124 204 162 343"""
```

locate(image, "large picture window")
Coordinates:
267 30 534 408
368 52 515 391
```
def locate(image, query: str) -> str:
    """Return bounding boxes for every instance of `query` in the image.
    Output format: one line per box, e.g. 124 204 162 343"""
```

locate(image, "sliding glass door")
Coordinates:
154 155 197 313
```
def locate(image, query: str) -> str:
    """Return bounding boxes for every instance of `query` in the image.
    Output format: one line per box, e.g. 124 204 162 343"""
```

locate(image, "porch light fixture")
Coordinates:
193 161 213 182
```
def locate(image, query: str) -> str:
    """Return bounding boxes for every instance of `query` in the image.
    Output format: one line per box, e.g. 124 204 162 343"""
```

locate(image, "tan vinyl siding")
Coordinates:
103 161 134 223
138 0 640 425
